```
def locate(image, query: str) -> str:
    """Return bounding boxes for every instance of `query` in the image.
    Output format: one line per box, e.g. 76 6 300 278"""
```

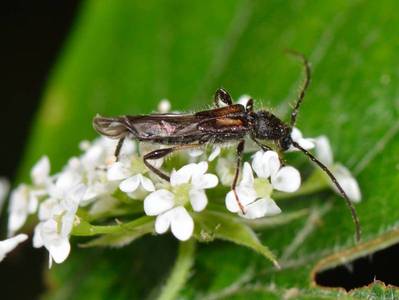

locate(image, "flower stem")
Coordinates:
157 239 196 300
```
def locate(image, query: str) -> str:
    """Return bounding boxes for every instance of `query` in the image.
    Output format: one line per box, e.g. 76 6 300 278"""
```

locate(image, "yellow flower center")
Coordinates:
173 183 191 207
254 178 273 198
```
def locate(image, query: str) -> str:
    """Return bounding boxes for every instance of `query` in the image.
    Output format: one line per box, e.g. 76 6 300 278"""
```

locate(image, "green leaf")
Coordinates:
193 210 279 268
349 281 399 299
17 0 399 298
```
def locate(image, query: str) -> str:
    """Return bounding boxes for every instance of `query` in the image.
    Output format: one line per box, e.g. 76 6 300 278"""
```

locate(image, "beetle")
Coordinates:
93 51 361 242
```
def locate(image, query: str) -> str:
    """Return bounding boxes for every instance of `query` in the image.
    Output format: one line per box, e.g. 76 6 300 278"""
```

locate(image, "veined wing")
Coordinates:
93 104 248 141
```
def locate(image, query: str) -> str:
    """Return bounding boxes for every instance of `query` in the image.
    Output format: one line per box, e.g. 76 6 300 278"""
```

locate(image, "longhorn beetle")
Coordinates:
93 51 361 242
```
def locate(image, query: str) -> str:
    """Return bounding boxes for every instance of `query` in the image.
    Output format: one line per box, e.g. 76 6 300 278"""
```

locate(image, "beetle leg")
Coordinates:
252 137 286 166
232 140 246 214
214 88 233 107
143 144 202 181
251 137 273 152
114 137 126 161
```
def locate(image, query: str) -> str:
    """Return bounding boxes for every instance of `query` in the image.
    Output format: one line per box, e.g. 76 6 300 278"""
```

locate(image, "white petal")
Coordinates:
216 158 234 186
55 171 82 195
158 99 171 113
8 185 30 235
189 149 204 157
144 189 175 216
241 198 281 219
81 145 104 168
189 189 208 212
208 146 221 161
192 161 208 177
33 224 44 248
38 198 57 220
314 136 334 166
155 211 173 234
79 140 91 151
225 186 257 213
139 175 155 192
28 193 39 213
192 173 218 190
170 207 194 241
290 127 303 141
241 162 254 186
60 212 76 237
119 175 140 193
107 162 130 181
288 128 315 152
66 184 86 209
334 165 361 203
89 195 118 216
299 138 315 150
31 156 50 185
170 164 195 186
0 234 28 262
48 238 71 264
271 166 301 192
8 213 27 236
252 151 280 178
119 139 136 157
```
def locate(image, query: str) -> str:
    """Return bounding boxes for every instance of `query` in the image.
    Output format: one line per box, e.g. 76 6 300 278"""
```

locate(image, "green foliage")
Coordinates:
19 0 399 298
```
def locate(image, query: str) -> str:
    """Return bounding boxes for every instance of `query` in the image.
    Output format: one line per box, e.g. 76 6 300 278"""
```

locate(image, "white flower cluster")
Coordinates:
0 99 361 266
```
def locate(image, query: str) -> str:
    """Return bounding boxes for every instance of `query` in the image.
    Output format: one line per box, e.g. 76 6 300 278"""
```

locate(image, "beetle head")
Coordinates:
253 111 292 150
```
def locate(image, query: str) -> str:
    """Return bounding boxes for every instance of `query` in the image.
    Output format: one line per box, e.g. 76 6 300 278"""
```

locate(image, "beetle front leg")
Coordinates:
251 137 273 152
214 88 233 107
251 137 286 166
114 137 126 161
232 140 246 214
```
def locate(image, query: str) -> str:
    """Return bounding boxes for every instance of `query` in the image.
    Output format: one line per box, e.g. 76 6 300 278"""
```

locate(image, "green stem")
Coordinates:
72 215 153 236
157 239 196 300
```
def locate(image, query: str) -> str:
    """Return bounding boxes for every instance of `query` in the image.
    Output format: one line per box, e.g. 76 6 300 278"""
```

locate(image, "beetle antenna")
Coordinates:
292 141 361 243
285 50 311 128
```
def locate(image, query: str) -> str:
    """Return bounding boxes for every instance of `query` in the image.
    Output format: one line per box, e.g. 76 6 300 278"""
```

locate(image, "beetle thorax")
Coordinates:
253 111 290 141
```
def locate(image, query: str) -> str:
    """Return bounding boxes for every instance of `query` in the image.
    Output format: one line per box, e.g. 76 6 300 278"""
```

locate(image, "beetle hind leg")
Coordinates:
231 140 246 214
143 144 203 182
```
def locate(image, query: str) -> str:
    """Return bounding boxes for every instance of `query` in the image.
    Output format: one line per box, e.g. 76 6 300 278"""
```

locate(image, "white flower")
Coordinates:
33 184 86 267
8 185 37 235
251 151 301 192
34 211 75 267
80 137 135 168
144 162 218 241
289 127 315 151
0 178 10 214
8 157 50 235
69 137 136 205
225 151 301 219
0 234 28 262
107 157 155 195
314 136 361 203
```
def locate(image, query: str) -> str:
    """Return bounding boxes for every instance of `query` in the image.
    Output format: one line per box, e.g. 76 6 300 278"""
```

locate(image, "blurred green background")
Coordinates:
2 0 399 299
